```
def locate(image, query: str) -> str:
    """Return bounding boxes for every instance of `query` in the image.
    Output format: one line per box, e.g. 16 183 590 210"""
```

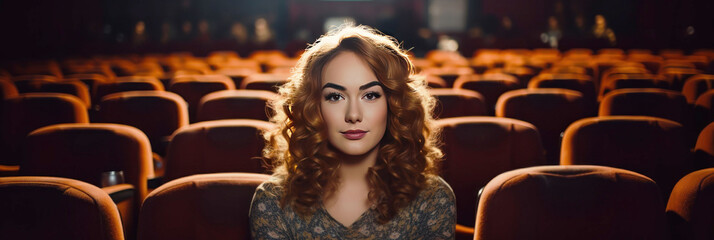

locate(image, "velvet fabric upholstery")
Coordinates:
561 116 693 200
0 176 124 240
1 93 88 166
168 74 235 123
666 168 714 240
436 116 546 228
94 76 164 107
164 119 275 181
682 74 714 104
239 73 289 92
693 122 714 169
600 88 690 127
197 89 277 122
429 88 488 119
475 165 667 240
496 88 588 164
137 173 270 240
453 73 520 115
98 90 189 156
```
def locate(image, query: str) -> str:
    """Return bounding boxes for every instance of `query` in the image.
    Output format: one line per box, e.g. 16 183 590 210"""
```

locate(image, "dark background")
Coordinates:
0 0 712 61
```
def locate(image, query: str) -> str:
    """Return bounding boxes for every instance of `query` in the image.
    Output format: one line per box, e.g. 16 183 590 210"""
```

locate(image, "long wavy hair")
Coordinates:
263 24 442 224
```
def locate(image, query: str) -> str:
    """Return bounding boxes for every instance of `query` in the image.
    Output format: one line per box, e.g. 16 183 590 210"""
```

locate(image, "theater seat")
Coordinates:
137 173 270 240
94 76 164 109
0 176 124 240
599 88 691 127
1 93 88 167
38 80 92 108
599 73 669 100
682 74 714 104
453 73 520 115
693 122 714 169
429 88 487 119
197 90 277 122
496 88 588 164
164 119 275 182
168 74 235 123
475 165 667 240
666 168 714 240
240 73 290 92
694 90 714 131
528 73 597 115
436 116 545 234
21 123 154 238
561 116 693 200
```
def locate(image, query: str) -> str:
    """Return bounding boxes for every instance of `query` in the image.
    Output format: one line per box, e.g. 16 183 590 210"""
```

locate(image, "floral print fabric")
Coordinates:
250 176 456 240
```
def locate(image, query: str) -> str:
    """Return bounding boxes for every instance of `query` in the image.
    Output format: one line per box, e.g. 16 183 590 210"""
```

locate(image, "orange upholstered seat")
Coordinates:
561 116 693 199
693 122 714 169
239 73 290 92
20 123 154 237
0 176 124 240
164 119 275 181
694 90 714 130
94 76 164 108
168 74 236 123
453 73 520 115
667 168 714 240
429 88 487 119
599 73 669 100
682 74 714 104
436 116 545 232
496 88 588 164
1 93 88 166
137 173 270 240
38 80 92 108
197 89 277 122
475 165 667 240
98 90 189 157
599 88 690 127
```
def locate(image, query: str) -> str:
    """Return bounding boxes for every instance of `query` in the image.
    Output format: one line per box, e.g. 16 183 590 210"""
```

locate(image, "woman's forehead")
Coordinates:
321 51 379 90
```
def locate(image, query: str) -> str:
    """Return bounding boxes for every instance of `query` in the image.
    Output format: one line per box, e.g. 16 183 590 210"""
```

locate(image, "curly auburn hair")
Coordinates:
263 24 442 224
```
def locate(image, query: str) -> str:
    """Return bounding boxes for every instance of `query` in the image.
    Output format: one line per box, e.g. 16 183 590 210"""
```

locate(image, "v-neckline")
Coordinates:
319 202 373 229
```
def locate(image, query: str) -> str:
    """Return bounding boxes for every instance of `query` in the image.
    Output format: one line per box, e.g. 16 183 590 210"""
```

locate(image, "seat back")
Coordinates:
666 168 714 240
94 76 164 107
21 123 153 205
600 88 691 127
561 116 693 199
1 93 88 165
137 173 270 240
39 80 91 108
475 165 667 240
240 73 289 92
682 74 714 104
98 91 189 155
496 88 588 164
168 75 235 123
454 73 520 115
164 119 274 181
197 90 277 122
429 88 487 119
0 176 124 240
436 116 546 227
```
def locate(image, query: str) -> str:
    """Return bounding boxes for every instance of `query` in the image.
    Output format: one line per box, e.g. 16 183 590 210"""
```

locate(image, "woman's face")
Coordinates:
320 51 388 156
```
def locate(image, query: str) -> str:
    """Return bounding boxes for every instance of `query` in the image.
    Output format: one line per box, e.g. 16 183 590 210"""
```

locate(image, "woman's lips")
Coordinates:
341 130 368 140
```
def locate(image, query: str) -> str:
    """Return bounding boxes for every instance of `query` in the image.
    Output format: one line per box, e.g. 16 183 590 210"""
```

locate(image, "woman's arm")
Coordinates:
249 182 292 240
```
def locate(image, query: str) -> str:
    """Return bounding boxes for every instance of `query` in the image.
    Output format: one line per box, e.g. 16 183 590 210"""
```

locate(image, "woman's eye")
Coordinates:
363 92 382 101
324 93 344 102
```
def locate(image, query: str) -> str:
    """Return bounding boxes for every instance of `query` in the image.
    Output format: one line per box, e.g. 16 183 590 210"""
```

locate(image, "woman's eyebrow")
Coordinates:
359 81 383 90
322 83 345 91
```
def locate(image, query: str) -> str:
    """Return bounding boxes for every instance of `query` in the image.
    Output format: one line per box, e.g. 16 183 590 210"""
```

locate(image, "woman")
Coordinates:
250 24 456 239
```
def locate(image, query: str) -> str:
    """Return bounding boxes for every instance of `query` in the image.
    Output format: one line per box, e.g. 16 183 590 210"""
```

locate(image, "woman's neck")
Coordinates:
336 144 379 182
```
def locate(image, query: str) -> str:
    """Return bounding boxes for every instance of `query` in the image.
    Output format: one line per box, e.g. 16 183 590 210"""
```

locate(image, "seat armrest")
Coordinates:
102 183 135 203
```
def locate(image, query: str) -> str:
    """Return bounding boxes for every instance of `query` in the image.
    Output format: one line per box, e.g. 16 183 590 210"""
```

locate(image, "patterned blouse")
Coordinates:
249 175 456 240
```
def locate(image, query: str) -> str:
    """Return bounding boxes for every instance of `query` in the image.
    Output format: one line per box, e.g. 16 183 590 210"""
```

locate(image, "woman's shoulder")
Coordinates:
253 175 286 201
418 174 455 202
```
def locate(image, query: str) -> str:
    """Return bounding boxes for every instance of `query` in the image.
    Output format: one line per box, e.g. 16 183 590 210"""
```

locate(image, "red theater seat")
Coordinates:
429 88 487 119
94 76 164 108
240 73 290 92
197 89 277 122
682 74 714 104
168 74 236 123
1 93 88 167
38 80 92 108
475 165 667 240
0 176 125 240
164 119 275 182
561 116 693 200
667 168 714 240
599 73 669 100
436 116 545 233
496 88 588 164
21 123 154 237
453 73 520 115
137 173 270 240
599 88 691 127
